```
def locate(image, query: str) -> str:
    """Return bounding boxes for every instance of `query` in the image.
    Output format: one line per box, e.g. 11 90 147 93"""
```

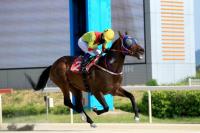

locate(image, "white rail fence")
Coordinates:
188 78 200 86
43 85 200 124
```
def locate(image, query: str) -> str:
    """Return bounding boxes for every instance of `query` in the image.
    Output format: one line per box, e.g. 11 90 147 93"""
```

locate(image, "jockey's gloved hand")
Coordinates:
95 49 102 55
103 49 110 53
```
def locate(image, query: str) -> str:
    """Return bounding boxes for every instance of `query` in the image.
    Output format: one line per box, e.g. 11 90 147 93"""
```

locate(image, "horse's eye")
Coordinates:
125 39 133 47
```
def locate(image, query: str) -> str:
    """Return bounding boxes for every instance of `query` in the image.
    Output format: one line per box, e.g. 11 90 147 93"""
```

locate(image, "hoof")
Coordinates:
81 113 87 122
92 108 100 115
93 108 97 112
90 123 97 128
134 116 140 123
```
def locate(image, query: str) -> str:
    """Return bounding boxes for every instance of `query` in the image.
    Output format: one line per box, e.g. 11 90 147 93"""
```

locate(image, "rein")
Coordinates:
94 38 128 76
94 64 123 75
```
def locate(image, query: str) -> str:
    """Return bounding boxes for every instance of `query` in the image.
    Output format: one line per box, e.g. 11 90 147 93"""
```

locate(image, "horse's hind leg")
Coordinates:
52 79 78 113
115 87 140 122
49 64 76 112
92 92 109 115
70 88 96 127
50 70 94 126
58 84 76 111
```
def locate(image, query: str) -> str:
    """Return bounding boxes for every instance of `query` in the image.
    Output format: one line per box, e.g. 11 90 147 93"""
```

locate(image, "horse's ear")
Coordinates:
125 31 128 35
118 31 123 38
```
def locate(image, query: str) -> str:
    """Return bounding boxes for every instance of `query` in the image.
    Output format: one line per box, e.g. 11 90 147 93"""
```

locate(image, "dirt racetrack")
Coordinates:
1 123 200 133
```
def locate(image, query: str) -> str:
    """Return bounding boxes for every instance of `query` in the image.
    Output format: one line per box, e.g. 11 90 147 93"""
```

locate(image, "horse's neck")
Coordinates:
99 38 125 73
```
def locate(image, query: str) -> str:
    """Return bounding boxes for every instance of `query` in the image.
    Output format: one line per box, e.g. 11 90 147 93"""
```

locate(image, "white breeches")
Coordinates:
78 38 101 56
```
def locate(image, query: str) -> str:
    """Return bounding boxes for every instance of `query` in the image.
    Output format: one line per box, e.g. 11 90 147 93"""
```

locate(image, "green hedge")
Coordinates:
51 105 69 114
115 102 133 113
3 104 69 118
146 79 158 86
140 91 200 118
3 104 45 118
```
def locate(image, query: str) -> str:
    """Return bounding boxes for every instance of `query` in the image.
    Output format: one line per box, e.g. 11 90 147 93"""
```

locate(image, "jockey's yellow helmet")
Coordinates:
103 29 115 42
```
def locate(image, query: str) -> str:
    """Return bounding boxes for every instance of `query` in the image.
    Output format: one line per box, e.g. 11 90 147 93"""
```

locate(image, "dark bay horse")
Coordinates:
26 32 144 127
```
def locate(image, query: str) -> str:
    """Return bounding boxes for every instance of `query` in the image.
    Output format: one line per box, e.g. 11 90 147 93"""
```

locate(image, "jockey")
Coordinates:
78 29 115 73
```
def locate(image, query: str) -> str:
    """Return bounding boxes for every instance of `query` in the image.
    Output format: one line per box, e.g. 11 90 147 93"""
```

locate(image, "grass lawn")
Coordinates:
3 110 200 124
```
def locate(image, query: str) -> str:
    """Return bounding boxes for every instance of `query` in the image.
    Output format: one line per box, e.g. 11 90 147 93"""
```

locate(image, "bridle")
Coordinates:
94 36 137 75
110 36 135 56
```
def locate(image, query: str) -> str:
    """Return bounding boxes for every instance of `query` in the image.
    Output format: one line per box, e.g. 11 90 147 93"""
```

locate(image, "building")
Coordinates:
146 0 196 84
0 0 196 88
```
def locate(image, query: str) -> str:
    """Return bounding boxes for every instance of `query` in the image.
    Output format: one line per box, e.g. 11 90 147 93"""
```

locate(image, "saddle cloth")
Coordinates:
70 55 100 73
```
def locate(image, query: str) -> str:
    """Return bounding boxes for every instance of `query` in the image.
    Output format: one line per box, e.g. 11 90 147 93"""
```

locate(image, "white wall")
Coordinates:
149 0 196 84
194 0 200 51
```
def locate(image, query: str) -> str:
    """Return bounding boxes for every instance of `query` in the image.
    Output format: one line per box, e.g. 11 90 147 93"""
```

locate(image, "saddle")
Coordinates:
70 55 100 73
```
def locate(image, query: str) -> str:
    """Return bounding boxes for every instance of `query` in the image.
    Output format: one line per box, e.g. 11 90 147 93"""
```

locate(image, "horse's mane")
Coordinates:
110 37 121 50
98 37 121 66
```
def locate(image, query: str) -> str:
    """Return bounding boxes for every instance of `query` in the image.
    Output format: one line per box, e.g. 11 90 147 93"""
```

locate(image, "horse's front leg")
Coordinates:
115 87 140 122
69 87 96 128
92 92 109 115
74 93 96 128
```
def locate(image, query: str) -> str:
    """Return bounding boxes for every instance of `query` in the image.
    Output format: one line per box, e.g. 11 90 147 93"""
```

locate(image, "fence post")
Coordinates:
45 95 49 120
188 78 192 86
70 92 73 124
0 94 2 127
148 90 152 123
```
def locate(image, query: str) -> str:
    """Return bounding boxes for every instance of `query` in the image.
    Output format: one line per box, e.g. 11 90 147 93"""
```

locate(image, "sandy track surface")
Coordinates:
1 123 200 133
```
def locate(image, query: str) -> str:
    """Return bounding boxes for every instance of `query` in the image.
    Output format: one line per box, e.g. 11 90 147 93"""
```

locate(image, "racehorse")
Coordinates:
26 31 144 127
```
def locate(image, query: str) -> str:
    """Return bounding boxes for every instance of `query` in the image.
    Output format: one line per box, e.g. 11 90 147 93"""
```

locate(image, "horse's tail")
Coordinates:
25 66 51 91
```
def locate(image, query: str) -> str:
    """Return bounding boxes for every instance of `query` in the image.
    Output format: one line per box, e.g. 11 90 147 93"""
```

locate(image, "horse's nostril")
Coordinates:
139 55 143 59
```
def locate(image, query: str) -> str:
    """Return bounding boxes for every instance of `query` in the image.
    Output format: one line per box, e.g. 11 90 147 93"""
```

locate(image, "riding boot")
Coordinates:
81 53 91 74
81 53 91 91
